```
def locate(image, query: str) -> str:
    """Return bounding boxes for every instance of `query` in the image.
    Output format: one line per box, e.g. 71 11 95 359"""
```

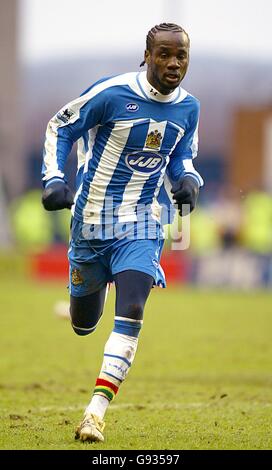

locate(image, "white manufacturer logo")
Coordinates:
126 103 139 112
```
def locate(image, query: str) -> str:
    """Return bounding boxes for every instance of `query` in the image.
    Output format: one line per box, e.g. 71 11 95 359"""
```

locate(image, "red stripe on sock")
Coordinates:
96 378 119 394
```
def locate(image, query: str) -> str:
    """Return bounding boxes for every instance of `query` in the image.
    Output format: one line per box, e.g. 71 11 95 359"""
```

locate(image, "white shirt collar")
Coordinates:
137 71 180 103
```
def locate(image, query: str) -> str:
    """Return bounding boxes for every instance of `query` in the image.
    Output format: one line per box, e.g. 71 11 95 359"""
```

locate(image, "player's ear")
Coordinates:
144 50 151 65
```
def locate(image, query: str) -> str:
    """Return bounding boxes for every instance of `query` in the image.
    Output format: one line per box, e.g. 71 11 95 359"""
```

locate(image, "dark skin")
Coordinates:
145 31 190 95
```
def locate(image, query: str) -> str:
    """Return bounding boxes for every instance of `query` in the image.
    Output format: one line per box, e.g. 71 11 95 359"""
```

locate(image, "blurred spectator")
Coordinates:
190 208 221 255
10 190 70 251
240 190 272 254
208 186 243 249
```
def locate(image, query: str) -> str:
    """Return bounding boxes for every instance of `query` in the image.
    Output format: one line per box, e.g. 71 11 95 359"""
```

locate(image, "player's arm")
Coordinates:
41 89 105 211
167 100 203 215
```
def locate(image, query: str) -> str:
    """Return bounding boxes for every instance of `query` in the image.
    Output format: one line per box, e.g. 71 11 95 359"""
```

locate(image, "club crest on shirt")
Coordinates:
71 268 84 286
145 130 162 150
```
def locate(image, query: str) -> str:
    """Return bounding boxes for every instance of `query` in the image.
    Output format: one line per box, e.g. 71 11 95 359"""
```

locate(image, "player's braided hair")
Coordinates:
140 23 189 67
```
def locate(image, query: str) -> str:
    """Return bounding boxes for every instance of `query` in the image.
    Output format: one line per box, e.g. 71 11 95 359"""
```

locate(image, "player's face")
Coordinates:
145 31 190 95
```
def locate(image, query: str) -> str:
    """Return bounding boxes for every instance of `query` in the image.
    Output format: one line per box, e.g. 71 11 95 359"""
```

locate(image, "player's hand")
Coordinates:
42 180 74 211
171 176 199 215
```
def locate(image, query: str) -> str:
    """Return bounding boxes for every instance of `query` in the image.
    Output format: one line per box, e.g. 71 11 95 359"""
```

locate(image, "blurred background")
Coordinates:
1 0 272 289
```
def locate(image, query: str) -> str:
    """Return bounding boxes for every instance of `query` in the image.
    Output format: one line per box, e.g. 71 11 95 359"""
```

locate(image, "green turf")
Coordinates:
0 278 271 449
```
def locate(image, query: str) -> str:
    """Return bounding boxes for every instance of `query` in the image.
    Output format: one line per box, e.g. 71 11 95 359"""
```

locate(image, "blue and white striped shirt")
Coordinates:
42 71 203 226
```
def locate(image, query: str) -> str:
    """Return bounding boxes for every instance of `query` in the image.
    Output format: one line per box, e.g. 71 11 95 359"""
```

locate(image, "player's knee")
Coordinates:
70 295 103 336
125 302 144 321
70 307 100 335
70 310 100 336
71 322 97 336
70 293 104 336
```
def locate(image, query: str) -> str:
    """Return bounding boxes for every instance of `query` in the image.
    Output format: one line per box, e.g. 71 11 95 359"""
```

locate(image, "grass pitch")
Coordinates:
0 277 271 450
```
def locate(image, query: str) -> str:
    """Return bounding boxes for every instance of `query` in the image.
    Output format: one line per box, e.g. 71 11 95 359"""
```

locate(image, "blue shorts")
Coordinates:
68 219 166 297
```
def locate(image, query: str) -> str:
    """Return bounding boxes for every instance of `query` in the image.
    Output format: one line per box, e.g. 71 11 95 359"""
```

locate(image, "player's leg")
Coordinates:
70 286 107 336
68 217 112 334
75 269 153 442
68 258 110 336
53 283 110 321
68 228 112 329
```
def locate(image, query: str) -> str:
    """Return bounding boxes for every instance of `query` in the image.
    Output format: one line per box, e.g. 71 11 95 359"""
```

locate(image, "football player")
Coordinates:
42 23 203 443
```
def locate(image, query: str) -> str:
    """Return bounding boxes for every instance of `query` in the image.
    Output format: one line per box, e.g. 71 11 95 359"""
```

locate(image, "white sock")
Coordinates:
85 394 109 420
85 328 140 421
